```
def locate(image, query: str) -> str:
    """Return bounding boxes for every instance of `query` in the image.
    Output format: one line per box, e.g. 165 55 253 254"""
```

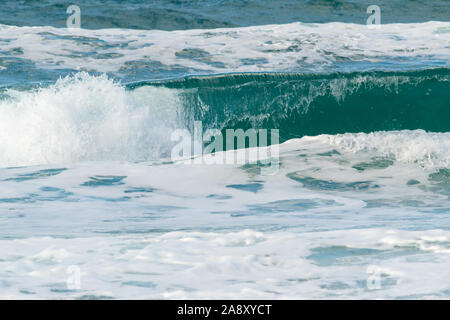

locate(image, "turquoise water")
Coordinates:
0 1 449 299
138 69 450 141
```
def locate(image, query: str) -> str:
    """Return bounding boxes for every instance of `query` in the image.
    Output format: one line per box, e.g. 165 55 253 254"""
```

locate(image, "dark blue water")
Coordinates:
1 0 449 30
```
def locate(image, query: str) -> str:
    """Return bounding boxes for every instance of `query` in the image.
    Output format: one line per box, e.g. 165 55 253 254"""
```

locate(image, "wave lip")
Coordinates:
145 68 450 141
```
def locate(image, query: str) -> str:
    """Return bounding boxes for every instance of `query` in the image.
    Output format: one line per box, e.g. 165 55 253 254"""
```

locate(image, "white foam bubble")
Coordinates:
0 72 183 167
324 130 450 168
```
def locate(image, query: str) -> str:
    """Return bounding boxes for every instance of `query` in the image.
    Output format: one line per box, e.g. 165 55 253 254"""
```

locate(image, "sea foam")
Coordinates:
0 73 183 167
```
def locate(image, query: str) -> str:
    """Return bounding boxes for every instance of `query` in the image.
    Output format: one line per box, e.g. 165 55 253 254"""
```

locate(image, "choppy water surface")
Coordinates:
0 0 449 299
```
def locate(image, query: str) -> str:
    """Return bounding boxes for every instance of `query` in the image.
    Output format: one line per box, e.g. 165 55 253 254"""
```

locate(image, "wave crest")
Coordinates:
0 73 183 167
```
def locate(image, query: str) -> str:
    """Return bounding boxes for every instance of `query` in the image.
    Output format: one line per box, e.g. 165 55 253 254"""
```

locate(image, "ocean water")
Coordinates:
0 1 449 299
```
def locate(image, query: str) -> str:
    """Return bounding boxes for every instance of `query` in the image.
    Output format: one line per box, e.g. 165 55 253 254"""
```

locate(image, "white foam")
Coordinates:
1 229 449 299
325 130 450 168
0 72 183 167
0 129 449 298
0 21 449 75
